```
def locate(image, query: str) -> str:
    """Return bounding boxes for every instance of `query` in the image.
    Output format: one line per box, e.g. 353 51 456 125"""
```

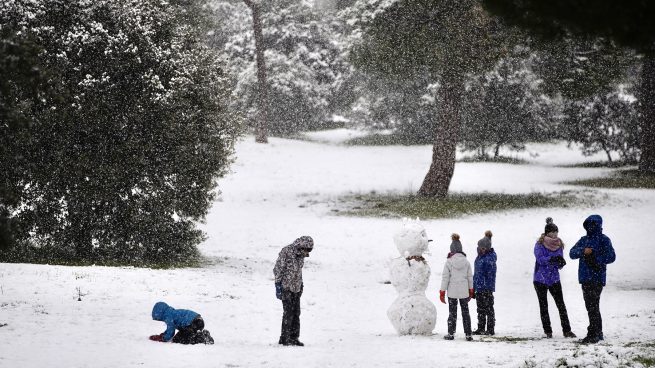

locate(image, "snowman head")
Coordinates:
393 218 430 257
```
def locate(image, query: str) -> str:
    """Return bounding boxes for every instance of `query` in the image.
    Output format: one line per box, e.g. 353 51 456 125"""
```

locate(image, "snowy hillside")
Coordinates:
1 134 654 368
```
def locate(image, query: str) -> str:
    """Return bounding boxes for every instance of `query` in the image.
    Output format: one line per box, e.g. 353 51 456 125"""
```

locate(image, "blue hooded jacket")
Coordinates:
151 302 199 342
569 215 616 286
474 249 497 292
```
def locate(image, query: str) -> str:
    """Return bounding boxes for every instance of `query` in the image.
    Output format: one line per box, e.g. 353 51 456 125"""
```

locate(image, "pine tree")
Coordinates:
482 0 655 172
351 0 516 197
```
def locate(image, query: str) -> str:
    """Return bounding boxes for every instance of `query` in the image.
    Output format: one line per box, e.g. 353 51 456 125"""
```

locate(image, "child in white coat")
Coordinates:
440 233 474 341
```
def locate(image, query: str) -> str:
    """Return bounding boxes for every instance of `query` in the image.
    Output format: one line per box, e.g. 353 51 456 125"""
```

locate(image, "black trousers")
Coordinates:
280 291 301 343
172 316 205 344
582 282 604 339
447 297 472 336
475 291 495 332
533 282 572 334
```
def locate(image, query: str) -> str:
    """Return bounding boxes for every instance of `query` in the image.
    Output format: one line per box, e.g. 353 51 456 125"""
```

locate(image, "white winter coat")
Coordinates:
440 253 473 299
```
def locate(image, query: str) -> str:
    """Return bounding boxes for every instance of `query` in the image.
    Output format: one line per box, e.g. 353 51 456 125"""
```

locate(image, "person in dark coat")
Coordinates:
473 230 497 336
533 218 576 339
273 236 314 346
150 301 214 344
570 215 616 344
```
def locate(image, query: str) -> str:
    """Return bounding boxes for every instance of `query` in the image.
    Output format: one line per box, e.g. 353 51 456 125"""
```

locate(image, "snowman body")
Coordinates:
387 220 436 335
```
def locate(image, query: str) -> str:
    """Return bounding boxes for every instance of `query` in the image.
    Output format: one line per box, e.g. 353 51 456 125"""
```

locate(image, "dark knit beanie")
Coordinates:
477 230 493 250
450 233 463 253
544 217 559 234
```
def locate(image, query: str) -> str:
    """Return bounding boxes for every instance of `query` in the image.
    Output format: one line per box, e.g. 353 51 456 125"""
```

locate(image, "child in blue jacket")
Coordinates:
473 230 497 336
150 301 214 344
569 215 616 344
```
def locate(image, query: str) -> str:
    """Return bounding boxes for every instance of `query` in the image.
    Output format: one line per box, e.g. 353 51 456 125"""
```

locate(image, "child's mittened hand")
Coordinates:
469 289 475 299
439 290 446 304
149 334 164 342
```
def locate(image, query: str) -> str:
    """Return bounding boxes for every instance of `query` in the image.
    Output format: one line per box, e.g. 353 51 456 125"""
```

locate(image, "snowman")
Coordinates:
387 218 436 335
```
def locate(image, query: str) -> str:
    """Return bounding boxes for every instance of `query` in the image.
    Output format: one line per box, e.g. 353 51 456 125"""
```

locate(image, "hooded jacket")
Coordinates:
273 237 312 293
474 249 497 292
533 241 564 286
440 253 473 299
569 215 616 286
151 302 199 342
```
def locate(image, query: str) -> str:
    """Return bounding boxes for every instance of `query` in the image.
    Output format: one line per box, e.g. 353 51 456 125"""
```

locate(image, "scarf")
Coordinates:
543 235 563 252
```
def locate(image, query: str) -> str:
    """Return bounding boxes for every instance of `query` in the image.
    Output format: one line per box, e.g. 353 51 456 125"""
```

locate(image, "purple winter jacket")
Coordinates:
533 242 564 286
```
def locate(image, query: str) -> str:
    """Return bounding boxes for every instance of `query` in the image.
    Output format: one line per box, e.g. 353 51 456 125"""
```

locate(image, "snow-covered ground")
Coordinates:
1 133 654 368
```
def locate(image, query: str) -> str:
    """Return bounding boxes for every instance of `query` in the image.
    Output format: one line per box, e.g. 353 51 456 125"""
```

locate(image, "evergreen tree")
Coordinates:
461 51 551 159
0 27 58 251
0 0 238 265
563 91 639 164
351 0 516 196
482 0 655 172
213 0 350 136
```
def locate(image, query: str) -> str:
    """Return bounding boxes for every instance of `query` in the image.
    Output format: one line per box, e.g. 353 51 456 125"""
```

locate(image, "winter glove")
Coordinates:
275 282 283 300
439 290 446 304
469 289 475 299
149 334 164 342
549 256 567 269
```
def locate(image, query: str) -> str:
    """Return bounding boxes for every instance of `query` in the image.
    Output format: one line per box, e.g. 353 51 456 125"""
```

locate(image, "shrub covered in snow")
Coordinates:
0 0 238 265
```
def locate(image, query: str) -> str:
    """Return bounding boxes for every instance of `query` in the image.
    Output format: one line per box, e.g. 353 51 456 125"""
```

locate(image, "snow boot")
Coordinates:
472 329 486 335
443 335 454 340
545 333 553 339
465 335 473 342
563 331 577 338
577 335 600 344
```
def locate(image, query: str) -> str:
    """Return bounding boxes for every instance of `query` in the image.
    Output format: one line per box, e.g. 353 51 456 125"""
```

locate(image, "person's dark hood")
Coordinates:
583 215 603 236
152 301 172 321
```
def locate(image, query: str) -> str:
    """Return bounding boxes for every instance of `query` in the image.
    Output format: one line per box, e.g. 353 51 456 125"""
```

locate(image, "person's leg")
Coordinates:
172 326 193 344
548 282 572 334
475 291 487 333
290 292 302 342
460 298 472 336
534 282 552 335
280 291 294 344
486 292 496 334
582 283 603 341
447 298 458 336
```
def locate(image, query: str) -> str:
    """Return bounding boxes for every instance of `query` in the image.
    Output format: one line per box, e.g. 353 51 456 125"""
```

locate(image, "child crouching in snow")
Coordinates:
440 234 474 341
150 301 214 344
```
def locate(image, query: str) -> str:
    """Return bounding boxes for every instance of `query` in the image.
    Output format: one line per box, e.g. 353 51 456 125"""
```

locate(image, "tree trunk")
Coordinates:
418 72 464 197
243 0 268 143
639 53 655 172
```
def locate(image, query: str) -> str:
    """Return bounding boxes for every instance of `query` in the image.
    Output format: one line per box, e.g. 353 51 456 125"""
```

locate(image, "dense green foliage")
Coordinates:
482 0 655 173
482 0 655 51
0 0 238 265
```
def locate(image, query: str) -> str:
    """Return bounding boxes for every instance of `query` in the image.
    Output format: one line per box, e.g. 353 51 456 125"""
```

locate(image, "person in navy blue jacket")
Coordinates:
569 215 616 344
150 301 214 344
473 230 497 336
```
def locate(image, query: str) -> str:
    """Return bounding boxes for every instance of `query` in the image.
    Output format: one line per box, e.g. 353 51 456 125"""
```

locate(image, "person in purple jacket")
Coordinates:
533 218 576 339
